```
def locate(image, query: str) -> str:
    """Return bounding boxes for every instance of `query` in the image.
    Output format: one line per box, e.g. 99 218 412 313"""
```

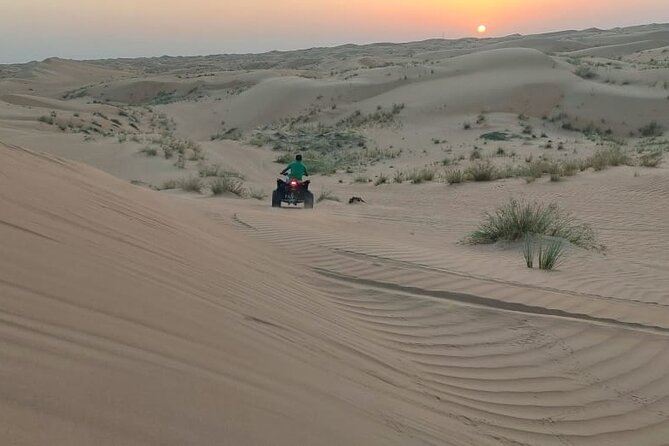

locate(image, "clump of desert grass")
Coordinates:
139 146 158 157
249 188 267 200
583 146 630 171
468 198 598 250
523 235 567 270
198 163 245 179
374 172 389 186
639 150 664 167
160 136 204 161
445 168 466 184
638 121 664 137
158 173 246 196
317 188 340 203
158 176 203 193
406 167 436 184
466 160 497 181
209 176 245 196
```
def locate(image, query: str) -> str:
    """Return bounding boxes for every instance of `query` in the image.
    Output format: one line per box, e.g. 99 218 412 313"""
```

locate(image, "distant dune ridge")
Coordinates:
1 23 669 445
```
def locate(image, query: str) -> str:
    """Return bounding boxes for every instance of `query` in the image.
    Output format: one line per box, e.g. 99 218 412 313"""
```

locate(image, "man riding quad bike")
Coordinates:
272 154 314 208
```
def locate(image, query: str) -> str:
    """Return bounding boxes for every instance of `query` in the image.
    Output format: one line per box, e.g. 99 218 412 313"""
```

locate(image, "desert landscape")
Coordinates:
2 22 669 445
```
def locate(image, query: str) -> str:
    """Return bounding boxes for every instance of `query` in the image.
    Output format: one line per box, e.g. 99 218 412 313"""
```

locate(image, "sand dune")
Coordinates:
3 138 669 445
566 40 669 58
1 23 669 446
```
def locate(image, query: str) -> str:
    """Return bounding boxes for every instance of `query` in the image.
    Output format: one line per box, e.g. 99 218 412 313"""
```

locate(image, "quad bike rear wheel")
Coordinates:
304 191 314 209
271 190 281 208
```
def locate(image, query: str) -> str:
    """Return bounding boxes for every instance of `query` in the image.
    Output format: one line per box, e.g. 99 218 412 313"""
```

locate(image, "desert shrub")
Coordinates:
496 165 518 179
139 146 158 157
445 168 466 184
575 65 597 79
209 176 245 196
159 179 179 190
174 154 186 169
468 198 597 249
639 122 664 137
249 188 267 200
481 131 512 141
275 153 293 164
317 188 340 203
198 163 222 177
586 146 630 171
470 148 482 160
180 176 203 193
354 175 369 183
561 160 580 176
393 170 404 183
407 167 436 184
639 150 664 167
548 163 563 182
300 155 337 175
467 160 497 181
374 172 388 186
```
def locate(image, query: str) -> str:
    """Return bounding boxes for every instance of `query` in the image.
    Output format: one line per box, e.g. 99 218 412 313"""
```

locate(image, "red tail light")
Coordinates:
290 180 298 186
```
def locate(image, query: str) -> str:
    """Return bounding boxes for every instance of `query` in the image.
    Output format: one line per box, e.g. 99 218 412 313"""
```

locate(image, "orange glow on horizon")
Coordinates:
2 0 669 62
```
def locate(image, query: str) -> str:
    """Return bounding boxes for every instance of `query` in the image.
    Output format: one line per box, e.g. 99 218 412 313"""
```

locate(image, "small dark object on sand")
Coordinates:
349 196 365 204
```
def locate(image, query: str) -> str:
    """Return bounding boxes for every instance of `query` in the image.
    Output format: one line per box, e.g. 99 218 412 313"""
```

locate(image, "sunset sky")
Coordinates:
1 0 668 63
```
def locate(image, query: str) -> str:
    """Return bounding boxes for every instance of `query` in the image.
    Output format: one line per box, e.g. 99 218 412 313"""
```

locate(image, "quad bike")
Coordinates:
272 177 314 208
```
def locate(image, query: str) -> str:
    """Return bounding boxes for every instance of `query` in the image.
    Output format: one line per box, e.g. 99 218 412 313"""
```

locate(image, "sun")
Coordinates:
477 24 487 34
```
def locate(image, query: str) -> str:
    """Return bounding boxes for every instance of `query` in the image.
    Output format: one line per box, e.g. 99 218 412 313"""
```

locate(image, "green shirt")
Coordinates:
285 160 308 180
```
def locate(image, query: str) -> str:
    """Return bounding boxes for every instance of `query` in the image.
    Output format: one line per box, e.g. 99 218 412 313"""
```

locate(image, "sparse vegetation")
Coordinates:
209 176 245 196
468 199 598 250
639 150 664 167
445 168 466 184
139 146 158 157
317 188 340 203
179 176 204 193
523 236 566 270
639 122 664 137
406 167 436 184
585 146 630 171
523 236 534 268
249 188 268 200
159 176 203 193
374 172 388 186
575 65 597 79
160 137 204 161
537 238 567 270
467 160 497 181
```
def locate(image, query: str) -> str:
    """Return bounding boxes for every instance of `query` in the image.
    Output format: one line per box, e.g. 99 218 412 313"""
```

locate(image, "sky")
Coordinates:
1 0 668 63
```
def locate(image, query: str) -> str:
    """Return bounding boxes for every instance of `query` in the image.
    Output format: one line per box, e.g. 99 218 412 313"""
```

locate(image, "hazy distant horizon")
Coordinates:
1 0 668 64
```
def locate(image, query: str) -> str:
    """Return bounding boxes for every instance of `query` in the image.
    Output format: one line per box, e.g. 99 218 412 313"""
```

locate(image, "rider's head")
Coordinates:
296 154 303 161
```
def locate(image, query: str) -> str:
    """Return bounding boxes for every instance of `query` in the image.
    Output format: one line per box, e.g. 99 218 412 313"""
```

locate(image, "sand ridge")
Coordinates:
1 22 669 446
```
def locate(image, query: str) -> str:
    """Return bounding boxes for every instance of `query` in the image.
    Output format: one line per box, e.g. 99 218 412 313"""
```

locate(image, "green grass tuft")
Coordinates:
468 199 597 250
